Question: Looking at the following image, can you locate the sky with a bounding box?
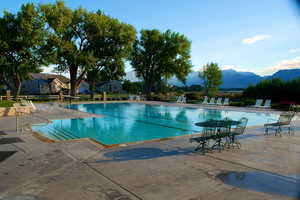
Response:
[1,0,300,76]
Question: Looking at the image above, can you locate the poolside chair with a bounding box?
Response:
[264,111,295,136]
[190,127,216,155]
[208,97,215,105]
[216,97,222,105]
[202,96,208,104]
[262,99,271,108]
[176,96,182,103]
[129,95,134,101]
[182,96,186,103]
[136,95,141,101]
[228,117,248,148]
[223,98,229,106]
[253,99,263,108]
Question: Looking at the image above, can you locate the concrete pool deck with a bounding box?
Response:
[0,101,299,200]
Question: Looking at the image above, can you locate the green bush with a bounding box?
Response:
[185,92,202,100]
[0,100,15,107]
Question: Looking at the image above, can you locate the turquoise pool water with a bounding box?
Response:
[32,103,278,145]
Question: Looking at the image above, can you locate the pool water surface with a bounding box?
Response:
[32,103,278,145]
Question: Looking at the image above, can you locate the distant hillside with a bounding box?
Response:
[266,69,300,81]
[124,68,300,89]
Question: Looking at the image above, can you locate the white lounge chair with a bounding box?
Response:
[176,96,182,103]
[223,98,229,106]
[254,99,263,108]
[216,97,222,105]
[202,96,208,104]
[182,96,186,103]
[263,99,271,108]
[208,97,215,105]
[129,95,134,101]
[136,95,141,101]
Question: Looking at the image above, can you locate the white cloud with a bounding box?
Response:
[257,56,300,75]
[289,48,300,53]
[242,34,270,44]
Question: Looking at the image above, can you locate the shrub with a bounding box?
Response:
[185,92,202,101]
[0,100,15,107]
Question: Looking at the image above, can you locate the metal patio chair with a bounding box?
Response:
[264,112,295,136]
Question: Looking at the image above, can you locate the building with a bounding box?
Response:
[21,73,70,94]
[95,80,123,93]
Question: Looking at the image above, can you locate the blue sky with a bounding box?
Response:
[1,0,300,75]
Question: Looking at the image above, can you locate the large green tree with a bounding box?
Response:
[84,11,136,97]
[199,62,222,95]
[130,29,192,97]
[0,3,49,98]
[41,2,135,96]
[40,1,95,96]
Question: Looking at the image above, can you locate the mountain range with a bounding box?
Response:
[125,68,300,89]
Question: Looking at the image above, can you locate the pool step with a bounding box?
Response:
[42,126,78,141]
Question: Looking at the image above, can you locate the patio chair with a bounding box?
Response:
[253,99,263,108]
[190,127,216,155]
[262,99,271,108]
[223,98,229,106]
[228,117,248,148]
[216,97,222,105]
[208,97,215,105]
[202,96,208,104]
[264,112,295,136]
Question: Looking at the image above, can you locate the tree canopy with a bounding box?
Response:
[0,3,49,98]
[199,62,222,95]
[41,1,136,96]
[130,29,192,97]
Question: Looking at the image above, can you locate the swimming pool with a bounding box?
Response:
[32,103,278,145]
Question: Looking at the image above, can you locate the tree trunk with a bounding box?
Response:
[90,80,95,99]
[69,65,78,96]
[13,74,22,100]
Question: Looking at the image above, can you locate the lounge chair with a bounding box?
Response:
[208,97,215,105]
[253,99,263,108]
[216,97,222,105]
[264,112,295,136]
[228,117,248,148]
[202,96,208,104]
[182,96,186,103]
[176,96,182,103]
[262,99,271,108]
[129,95,134,101]
[223,98,229,106]
[136,96,141,101]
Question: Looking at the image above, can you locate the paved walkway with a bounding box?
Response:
[0,102,299,200]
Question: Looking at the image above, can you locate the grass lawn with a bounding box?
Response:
[0,100,15,107]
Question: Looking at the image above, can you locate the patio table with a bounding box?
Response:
[195,119,240,151]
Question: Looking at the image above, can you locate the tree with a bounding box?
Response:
[40,1,95,96]
[0,3,49,98]
[41,2,135,96]
[122,80,142,94]
[84,10,136,98]
[130,29,192,97]
[199,62,222,95]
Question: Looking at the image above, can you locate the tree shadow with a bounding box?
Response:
[93,147,195,163]
[0,131,7,136]
[0,137,24,145]
[0,151,17,162]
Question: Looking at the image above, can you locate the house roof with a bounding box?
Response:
[30,73,70,83]
[96,80,121,87]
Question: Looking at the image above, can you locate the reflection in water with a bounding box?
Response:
[33,103,279,145]
[218,171,300,199]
